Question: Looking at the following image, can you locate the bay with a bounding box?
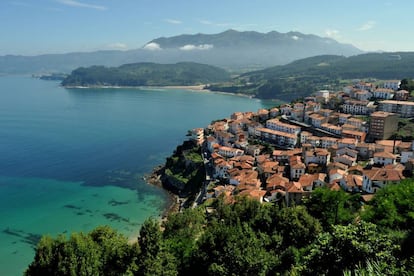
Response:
[0,76,274,275]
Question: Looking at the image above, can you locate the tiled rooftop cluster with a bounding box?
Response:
[191,79,414,205]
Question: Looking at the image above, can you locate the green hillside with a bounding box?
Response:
[61,62,230,87]
[208,52,414,100]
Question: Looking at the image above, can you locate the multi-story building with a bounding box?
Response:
[338,113,352,124]
[379,100,414,118]
[190,128,205,145]
[289,156,306,180]
[308,113,328,127]
[372,88,394,99]
[369,111,399,140]
[300,131,312,144]
[255,127,298,147]
[320,137,338,149]
[354,90,372,101]
[342,100,374,115]
[320,123,342,135]
[266,119,301,135]
[304,148,331,166]
[395,90,409,101]
[382,80,401,91]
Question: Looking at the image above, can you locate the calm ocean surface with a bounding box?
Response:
[0,76,274,275]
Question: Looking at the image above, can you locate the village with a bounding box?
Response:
[190,79,414,206]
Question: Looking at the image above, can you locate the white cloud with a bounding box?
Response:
[56,0,107,11]
[291,35,300,40]
[199,20,213,25]
[164,18,182,24]
[358,20,376,31]
[199,19,232,27]
[107,43,128,50]
[179,44,214,51]
[143,42,162,51]
[325,29,340,38]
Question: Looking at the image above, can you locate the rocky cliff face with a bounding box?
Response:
[161,140,205,196]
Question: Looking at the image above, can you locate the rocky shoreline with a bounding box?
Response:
[144,165,181,220]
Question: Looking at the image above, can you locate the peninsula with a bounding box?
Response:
[61,62,230,87]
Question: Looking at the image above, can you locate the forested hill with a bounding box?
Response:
[61,62,230,87]
[208,52,414,100]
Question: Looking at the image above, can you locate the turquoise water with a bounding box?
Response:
[0,76,272,275]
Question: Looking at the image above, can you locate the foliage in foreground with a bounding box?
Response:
[26,180,414,275]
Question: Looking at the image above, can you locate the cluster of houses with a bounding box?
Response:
[190,80,414,205]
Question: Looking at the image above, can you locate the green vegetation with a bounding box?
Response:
[362,179,414,230]
[26,179,414,275]
[396,118,414,141]
[304,187,361,229]
[25,226,139,275]
[162,141,205,196]
[209,52,414,100]
[61,62,230,87]
[400,78,414,94]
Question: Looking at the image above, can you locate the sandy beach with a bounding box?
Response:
[160,84,207,91]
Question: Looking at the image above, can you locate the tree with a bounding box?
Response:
[163,208,205,274]
[137,218,178,276]
[362,179,414,230]
[89,226,138,275]
[192,221,278,276]
[302,221,399,275]
[273,205,322,249]
[304,187,360,229]
[26,233,101,276]
[26,226,139,276]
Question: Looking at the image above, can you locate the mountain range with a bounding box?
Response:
[0,30,362,74]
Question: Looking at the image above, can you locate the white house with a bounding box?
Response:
[300,131,312,144]
[213,159,233,179]
[362,167,404,193]
[329,168,346,183]
[333,154,356,167]
[340,174,363,192]
[382,80,401,91]
[320,123,342,136]
[290,156,306,180]
[218,146,244,158]
[308,113,327,128]
[372,88,395,100]
[373,151,396,166]
[320,137,338,149]
[304,148,331,166]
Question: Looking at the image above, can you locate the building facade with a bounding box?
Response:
[369,111,399,140]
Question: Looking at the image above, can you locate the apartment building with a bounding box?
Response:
[379,100,414,118]
[369,111,399,140]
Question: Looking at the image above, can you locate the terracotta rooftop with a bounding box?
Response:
[374,151,396,159]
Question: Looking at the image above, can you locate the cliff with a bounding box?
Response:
[160,140,205,197]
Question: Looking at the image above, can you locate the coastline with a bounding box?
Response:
[128,165,180,244]
[62,84,207,91]
[144,165,181,217]
[62,84,258,99]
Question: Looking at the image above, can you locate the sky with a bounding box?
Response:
[1,0,413,55]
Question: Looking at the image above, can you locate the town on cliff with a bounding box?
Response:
[154,79,414,210]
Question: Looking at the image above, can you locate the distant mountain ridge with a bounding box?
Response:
[150,29,355,50]
[0,29,362,74]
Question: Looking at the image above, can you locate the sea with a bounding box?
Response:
[0,75,276,275]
